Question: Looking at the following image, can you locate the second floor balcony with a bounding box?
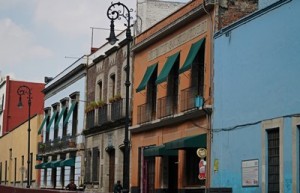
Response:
[137,87,204,125]
[38,134,77,155]
[85,98,127,131]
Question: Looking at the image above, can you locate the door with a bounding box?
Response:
[142,157,155,193]
[168,156,178,193]
[109,150,115,192]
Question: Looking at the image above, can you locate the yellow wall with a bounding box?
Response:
[0,114,43,186]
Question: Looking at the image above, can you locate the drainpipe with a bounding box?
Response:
[202,0,215,189]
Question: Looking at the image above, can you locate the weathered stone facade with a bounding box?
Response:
[84,34,132,193]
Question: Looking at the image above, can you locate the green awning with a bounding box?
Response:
[136,63,157,92]
[165,134,207,150]
[63,102,77,127]
[35,162,46,169]
[44,161,53,169]
[46,111,58,132]
[155,52,180,84]
[38,114,49,135]
[144,145,178,157]
[60,158,75,167]
[51,160,63,168]
[54,107,67,129]
[179,38,205,74]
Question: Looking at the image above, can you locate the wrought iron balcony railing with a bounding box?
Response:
[157,95,177,119]
[137,103,153,125]
[37,135,77,155]
[85,99,128,129]
[180,87,202,112]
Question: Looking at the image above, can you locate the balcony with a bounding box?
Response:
[37,135,77,155]
[137,103,154,124]
[86,99,127,129]
[157,95,177,119]
[180,87,203,112]
[136,87,204,126]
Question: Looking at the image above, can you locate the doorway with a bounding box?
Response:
[108,150,115,192]
[168,156,178,193]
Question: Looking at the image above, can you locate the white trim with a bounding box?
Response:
[261,117,284,193]
[292,117,300,193]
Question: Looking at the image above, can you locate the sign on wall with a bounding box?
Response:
[242,159,259,187]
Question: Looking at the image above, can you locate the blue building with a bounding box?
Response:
[36,56,87,189]
[211,0,300,193]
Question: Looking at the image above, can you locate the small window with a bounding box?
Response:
[98,81,103,101]
[267,128,279,193]
[110,74,116,98]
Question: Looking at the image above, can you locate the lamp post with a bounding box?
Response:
[107,2,133,193]
[17,85,32,188]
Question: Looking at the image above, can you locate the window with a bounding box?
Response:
[92,147,100,182]
[60,154,66,187]
[85,150,92,183]
[45,109,51,142]
[166,54,179,115]
[146,66,157,120]
[191,40,205,97]
[63,102,68,137]
[98,81,103,101]
[69,92,79,137]
[71,101,78,136]
[110,74,116,98]
[53,105,59,139]
[22,156,24,186]
[267,128,279,193]
[43,157,48,185]
[5,161,7,184]
[14,158,17,184]
[0,162,2,184]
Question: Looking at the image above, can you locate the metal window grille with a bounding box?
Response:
[267,128,279,193]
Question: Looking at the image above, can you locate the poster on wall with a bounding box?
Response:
[242,159,259,187]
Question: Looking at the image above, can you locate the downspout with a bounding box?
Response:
[203,0,215,189]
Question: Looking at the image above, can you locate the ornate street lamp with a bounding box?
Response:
[107,2,133,193]
[17,85,32,188]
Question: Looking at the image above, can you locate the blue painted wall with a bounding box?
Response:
[211,0,300,192]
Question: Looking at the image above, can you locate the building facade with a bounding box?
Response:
[211,0,300,193]
[0,114,43,188]
[36,56,87,189]
[131,1,214,193]
[136,0,185,34]
[83,30,132,193]
[0,76,44,136]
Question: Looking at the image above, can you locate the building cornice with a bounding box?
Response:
[132,2,214,53]
[43,63,86,94]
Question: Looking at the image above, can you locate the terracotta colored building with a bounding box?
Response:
[0,76,45,136]
[131,1,214,193]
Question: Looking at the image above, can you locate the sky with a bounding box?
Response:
[0,0,188,83]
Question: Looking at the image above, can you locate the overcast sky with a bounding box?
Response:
[0,0,189,83]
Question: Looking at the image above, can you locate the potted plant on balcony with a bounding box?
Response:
[96,100,106,108]
[39,143,46,153]
[109,94,122,103]
[68,139,76,148]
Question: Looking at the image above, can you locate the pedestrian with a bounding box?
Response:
[114,180,123,193]
[66,179,77,191]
